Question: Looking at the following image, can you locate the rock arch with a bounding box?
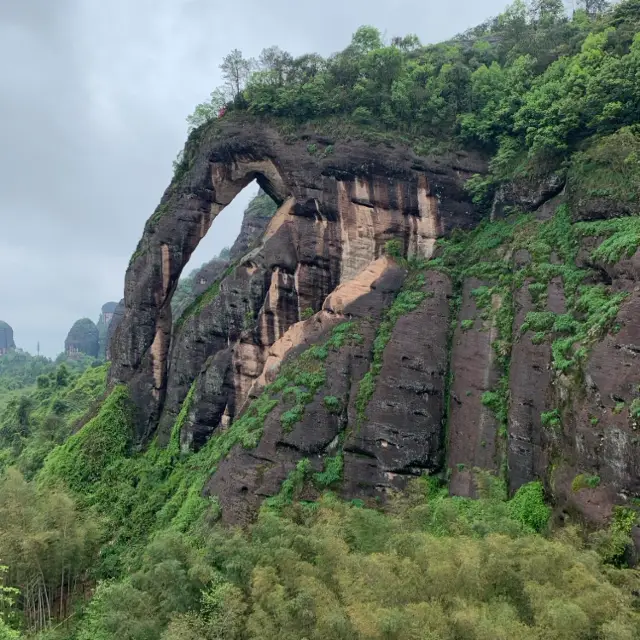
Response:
[109,115,485,440]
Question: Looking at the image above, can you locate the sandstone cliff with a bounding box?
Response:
[110,115,483,440]
[108,113,639,535]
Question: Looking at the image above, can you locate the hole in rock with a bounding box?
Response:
[171,180,278,322]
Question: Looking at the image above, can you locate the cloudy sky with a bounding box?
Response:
[0,0,510,358]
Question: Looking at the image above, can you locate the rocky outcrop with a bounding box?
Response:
[97,302,119,360]
[190,259,228,298]
[552,248,640,524]
[343,270,452,498]
[493,173,565,218]
[506,281,554,491]
[204,256,408,524]
[171,190,277,324]
[448,279,502,497]
[106,112,639,534]
[65,318,99,359]
[0,321,15,356]
[109,113,485,440]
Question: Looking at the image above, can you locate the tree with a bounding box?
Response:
[220,49,254,99]
[578,0,610,16]
[497,0,529,56]
[258,46,294,85]
[55,364,69,388]
[186,88,227,133]
[391,34,421,52]
[350,26,384,55]
[0,564,19,637]
[0,470,101,633]
[528,0,566,24]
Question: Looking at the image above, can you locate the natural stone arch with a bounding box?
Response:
[110,160,290,438]
[109,115,485,440]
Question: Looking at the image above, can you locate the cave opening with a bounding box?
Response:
[171,179,278,323]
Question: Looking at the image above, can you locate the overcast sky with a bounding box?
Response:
[0,0,511,358]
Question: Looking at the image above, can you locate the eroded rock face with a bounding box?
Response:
[109,114,484,439]
[343,270,452,497]
[109,113,639,533]
[507,281,555,492]
[106,299,125,361]
[552,249,640,524]
[494,173,565,216]
[204,257,408,524]
[448,279,502,498]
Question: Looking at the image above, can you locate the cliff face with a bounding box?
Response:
[97,302,119,360]
[105,299,125,362]
[109,114,639,532]
[110,115,484,440]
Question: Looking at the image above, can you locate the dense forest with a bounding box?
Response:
[1,1,640,638]
[188,0,640,218]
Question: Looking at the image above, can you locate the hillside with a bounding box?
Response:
[1,2,640,639]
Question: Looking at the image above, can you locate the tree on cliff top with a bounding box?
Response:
[181,0,640,212]
[221,49,254,99]
[186,49,254,133]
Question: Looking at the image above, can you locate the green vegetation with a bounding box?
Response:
[0,468,101,636]
[506,480,551,533]
[567,127,640,218]
[0,362,107,479]
[0,352,55,406]
[27,322,361,581]
[277,322,361,433]
[384,239,403,259]
[541,409,562,430]
[243,189,279,219]
[171,255,228,321]
[40,385,134,495]
[263,459,311,511]
[188,1,640,206]
[171,190,277,323]
[323,395,341,414]
[0,564,20,640]
[593,506,640,567]
[576,212,640,263]
[53,478,640,638]
[313,453,344,488]
[435,202,633,385]
[572,473,602,491]
[174,263,236,332]
[2,3,640,637]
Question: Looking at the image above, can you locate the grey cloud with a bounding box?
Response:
[0,0,510,357]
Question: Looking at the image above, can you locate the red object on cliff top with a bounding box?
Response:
[218,106,227,118]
